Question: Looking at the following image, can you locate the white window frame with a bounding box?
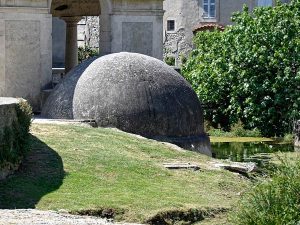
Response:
[257,0,273,7]
[203,0,216,18]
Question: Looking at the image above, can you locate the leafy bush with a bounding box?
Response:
[78,46,99,63]
[230,158,300,225]
[208,120,262,137]
[180,54,187,65]
[230,120,261,137]
[208,128,235,137]
[182,1,300,137]
[164,56,176,66]
[0,100,33,168]
[283,133,294,143]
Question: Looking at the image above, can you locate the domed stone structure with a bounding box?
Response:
[42,52,211,156]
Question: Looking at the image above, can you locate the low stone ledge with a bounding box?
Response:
[0,98,19,128]
[0,97,32,180]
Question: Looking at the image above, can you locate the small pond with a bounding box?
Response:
[212,142,294,162]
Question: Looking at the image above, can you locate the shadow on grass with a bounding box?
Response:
[0,135,65,208]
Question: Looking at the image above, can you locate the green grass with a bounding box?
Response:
[229,157,300,225]
[210,136,274,143]
[210,136,293,144]
[0,124,250,223]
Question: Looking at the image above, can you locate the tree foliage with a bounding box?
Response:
[182,0,300,136]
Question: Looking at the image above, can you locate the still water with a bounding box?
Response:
[212,142,294,162]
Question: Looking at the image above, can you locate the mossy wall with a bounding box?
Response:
[0,98,32,180]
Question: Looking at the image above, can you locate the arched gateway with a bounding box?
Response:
[0,0,164,111]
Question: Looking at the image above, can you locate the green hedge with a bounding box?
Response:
[0,100,32,169]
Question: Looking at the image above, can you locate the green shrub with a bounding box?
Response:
[231,120,262,137]
[230,120,247,137]
[0,100,33,168]
[164,56,175,66]
[208,128,235,137]
[182,1,300,137]
[208,121,261,137]
[230,158,300,225]
[283,133,294,143]
[180,54,187,65]
[78,46,99,63]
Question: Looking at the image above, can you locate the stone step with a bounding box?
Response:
[52,67,65,85]
[39,68,65,111]
[41,89,53,110]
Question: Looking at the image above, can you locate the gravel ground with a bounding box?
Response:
[0,209,143,225]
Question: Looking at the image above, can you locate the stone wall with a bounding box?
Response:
[0,98,19,180]
[78,16,100,49]
[0,98,32,180]
[0,8,52,112]
[163,28,193,66]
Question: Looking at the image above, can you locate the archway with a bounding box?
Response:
[50,0,112,73]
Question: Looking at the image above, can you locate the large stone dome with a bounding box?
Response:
[42,52,211,155]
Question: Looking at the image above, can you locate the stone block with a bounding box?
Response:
[0,97,21,180]
[122,22,153,56]
[77,24,85,41]
[5,20,41,110]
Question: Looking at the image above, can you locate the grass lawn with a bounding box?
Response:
[0,123,250,224]
[210,136,274,143]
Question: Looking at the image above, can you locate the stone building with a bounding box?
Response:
[0,0,164,111]
[163,0,290,65]
[52,16,100,68]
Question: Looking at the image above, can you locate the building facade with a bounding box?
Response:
[0,0,164,111]
[163,0,290,65]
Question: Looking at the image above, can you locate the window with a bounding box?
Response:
[258,0,273,6]
[203,0,216,18]
[167,20,175,32]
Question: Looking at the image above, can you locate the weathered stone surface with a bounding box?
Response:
[213,162,258,174]
[1,14,52,112]
[0,97,21,180]
[0,97,19,105]
[42,52,211,155]
[42,57,96,119]
[77,16,100,49]
[122,22,153,56]
[0,97,19,129]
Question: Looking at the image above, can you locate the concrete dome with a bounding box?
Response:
[42,52,211,155]
[42,57,97,119]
